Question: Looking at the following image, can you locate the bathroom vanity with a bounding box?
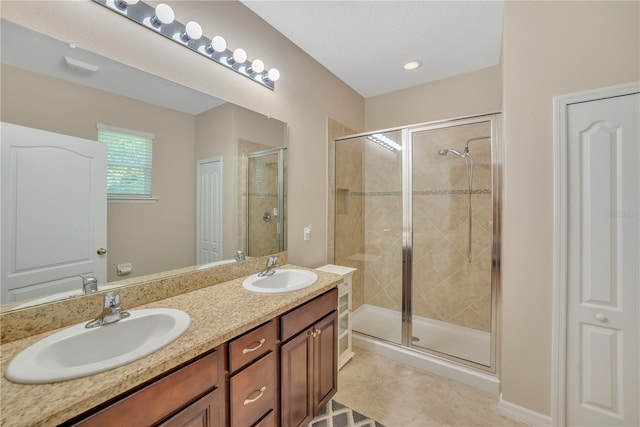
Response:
[0,263,342,427]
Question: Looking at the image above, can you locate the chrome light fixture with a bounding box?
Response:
[92,0,280,90]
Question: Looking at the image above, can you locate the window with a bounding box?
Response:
[97,124,155,200]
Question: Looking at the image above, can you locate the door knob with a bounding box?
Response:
[594,313,608,322]
[97,248,107,255]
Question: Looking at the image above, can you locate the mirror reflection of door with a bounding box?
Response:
[245,148,286,257]
[0,122,107,303]
[196,157,222,264]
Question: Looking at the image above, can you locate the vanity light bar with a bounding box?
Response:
[92,0,280,90]
[367,134,402,152]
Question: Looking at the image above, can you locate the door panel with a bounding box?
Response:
[579,324,620,414]
[280,330,313,427]
[313,311,338,413]
[196,158,222,264]
[1,122,107,303]
[566,93,639,426]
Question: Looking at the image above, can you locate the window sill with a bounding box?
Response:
[108,197,159,204]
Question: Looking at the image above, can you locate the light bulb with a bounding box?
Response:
[208,36,227,53]
[151,3,174,27]
[182,21,202,42]
[233,48,247,64]
[267,68,280,82]
[114,0,138,10]
[249,59,265,74]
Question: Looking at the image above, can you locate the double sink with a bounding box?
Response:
[5,268,318,384]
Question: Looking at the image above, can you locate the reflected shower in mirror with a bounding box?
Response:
[0,20,287,311]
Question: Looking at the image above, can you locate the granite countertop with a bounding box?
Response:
[0,265,342,427]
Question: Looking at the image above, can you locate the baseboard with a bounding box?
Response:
[498,395,553,426]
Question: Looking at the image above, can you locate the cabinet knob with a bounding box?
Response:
[97,248,107,255]
[595,313,608,322]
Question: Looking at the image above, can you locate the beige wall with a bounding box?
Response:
[1,64,196,282]
[1,0,364,270]
[365,65,502,131]
[501,0,639,416]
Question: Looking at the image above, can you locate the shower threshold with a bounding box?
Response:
[352,304,490,366]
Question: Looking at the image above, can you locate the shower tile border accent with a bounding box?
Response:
[351,189,491,196]
[248,192,278,198]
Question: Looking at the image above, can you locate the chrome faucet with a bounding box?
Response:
[85,292,130,328]
[235,250,246,262]
[257,256,279,277]
[81,275,98,294]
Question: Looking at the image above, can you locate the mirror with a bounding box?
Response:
[0,20,288,311]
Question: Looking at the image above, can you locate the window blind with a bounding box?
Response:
[97,124,154,198]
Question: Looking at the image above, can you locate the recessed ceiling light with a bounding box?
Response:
[403,60,423,71]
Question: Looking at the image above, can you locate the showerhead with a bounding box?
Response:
[438,148,465,158]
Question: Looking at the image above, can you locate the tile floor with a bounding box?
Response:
[333,349,528,427]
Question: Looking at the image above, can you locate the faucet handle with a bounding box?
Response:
[267,256,279,267]
[104,292,121,309]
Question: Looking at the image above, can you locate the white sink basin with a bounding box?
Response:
[5,308,190,384]
[242,269,318,294]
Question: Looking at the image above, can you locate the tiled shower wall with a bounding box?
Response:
[332,121,493,333]
[239,139,280,257]
[410,123,492,332]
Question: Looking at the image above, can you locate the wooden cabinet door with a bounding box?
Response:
[159,389,224,427]
[280,328,313,427]
[312,311,338,414]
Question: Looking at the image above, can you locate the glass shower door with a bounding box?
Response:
[245,148,285,257]
[409,120,494,367]
[334,131,403,345]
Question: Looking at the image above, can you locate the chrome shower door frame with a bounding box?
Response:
[332,112,501,374]
[404,113,501,374]
[245,147,287,256]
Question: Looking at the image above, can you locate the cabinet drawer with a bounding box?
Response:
[158,388,224,427]
[254,410,276,427]
[229,320,276,373]
[71,348,223,427]
[230,352,276,426]
[281,289,338,342]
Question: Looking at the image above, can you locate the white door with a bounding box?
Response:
[1,122,107,303]
[196,158,222,264]
[566,93,639,426]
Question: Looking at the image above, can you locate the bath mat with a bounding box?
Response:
[309,400,385,427]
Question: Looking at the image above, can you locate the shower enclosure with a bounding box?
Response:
[332,114,500,372]
[242,147,287,257]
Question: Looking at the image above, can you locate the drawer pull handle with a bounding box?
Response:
[242,338,266,354]
[244,386,267,405]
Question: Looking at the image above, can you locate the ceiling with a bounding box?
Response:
[2,1,504,113]
[242,0,504,98]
